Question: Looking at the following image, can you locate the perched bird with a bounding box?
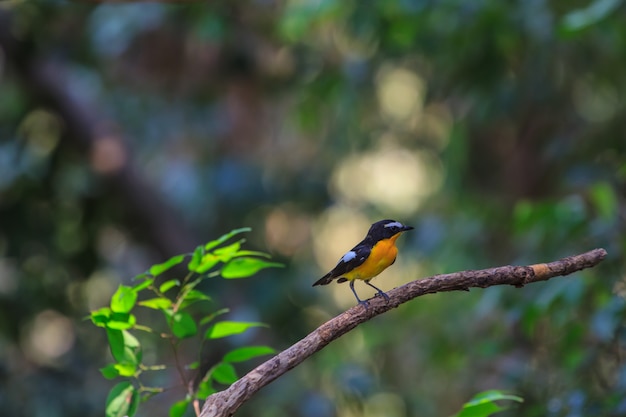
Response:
[313,219,414,307]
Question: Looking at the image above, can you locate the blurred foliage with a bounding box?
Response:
[0,1,625,417]
[91,229,279,417]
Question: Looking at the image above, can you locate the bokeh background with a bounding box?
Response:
[0,1,625,416]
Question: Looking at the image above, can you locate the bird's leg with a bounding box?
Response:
[349,280,369,309]
[364,280,389,303]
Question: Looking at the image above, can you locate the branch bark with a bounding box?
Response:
[200,248,607,417]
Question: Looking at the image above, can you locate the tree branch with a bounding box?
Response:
[200,248,607,417]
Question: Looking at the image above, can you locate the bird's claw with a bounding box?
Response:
[376,291,390,303]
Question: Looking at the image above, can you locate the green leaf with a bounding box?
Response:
[205,321,267,339]
[231,250,272,258]
[132,278,154,292]
[91,307,112,328]
[187,361,200,370]
[199,308,230,326]
[132,272,149,281]
[214,240,242,258]
[105,381,140,417]
[194,253,220,274]
[106,329,142,365]
[453,390,523,417]
[139,297,173,310]
[211,362,238,385]
[187,245,204,271]
[560,0,621,32]
[106,312,136,330]
[179,290,212,309]
[590,181,617,220]
[114,362,138,377]
[169,399,190,417]
[165,310,198,339]
[221,257,283,279]
[196,379,216,399]
[223,346,276,363]
[150,254,185,276]
[110,285,138,313]
[100,364,120,379]
[159,279,181,293]
[204,227,251,251]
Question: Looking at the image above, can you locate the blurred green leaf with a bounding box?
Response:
[165,310,198,339]
[223,345,276,363]
[106,329,142,365]
[221,257,283,279]
[110,285,138,313]
[149,254,185,276]
[91,307,112,328]
[560,0,622,32]
[589,181,617,220]
[211,362,238,385]
[205,321,267,339]
[105,381,140,417]
[231,250,272,258]
[99,362,137,379]
[169,399,190,417]
[159,279,180,293]
[188,245,204,271]
[196,379,216,399]
[132,278,154,292]
[114,362,137,377]
[100,364,120,380]
[199,308,230,326]
[204,227,251,251]
[453,390,523,417]
[213,240,243,260]
[139,297,173,310]
[106,312,136,330]
[132,272,149,281]
[179,289,212,309]
[194,253,220,274]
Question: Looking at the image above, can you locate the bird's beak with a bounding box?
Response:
[402,225,414,231]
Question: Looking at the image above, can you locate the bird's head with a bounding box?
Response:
[368,219,414,240]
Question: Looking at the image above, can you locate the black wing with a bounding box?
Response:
[312,242,371,286]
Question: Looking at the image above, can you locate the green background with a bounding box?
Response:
[0,1,624,416]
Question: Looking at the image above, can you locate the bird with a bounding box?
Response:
[313,219,414,307]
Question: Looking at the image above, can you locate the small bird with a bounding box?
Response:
[313,219,414,307]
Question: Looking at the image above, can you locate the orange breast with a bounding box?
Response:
[342,235,400,281]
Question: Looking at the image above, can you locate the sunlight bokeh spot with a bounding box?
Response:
[265,206,311,256]
[18,109,63,158]
[376,66,425,124]
[331,146,443,215]
[90,135,128,174]
[23,310,75,364]
[419,103,453,150]
[84,269,118,311]
[573,78,619,123]
[365,392,406,417]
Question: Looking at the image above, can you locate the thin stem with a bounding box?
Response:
[170,338,192,396]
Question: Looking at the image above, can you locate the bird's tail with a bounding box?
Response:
[312,272,333,286]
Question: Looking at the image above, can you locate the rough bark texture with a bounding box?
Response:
[200,248,607,417]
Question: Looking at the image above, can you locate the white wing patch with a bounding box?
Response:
[384,221,403,229]
[341,251,357,263]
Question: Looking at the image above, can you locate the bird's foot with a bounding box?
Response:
[375,291,390,303]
